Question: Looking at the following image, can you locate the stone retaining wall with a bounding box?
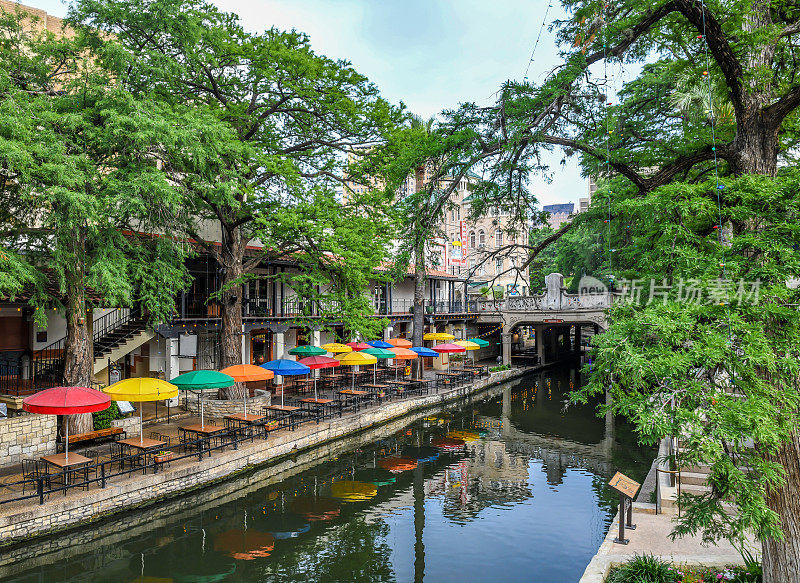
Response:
[184,394,271,418]
[0,413,57,466]
[0,368,526,545]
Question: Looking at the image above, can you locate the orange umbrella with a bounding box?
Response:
[220,365,274,382]
[431,436,466,451]
[388,347,418,381]
[214,530,275,560]
[219,365,274,416]
[291,496,341,521]
[387,338,412,348]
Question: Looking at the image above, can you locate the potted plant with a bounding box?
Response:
[154,450,174,463]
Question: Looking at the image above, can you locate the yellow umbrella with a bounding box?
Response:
[455,340,480,365]
[424,332,455,341]
[322,342,353,354]
[103,378,178,444]
[336,352,378,390]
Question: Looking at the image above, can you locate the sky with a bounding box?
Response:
[33,0,588,207]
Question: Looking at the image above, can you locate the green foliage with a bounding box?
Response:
[607,555,678,583]
[489,364,511,373]
[92,401,122,430]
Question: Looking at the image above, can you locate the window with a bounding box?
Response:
[478,230,485,246]
[495,258,503,273]
[469,231,476,248]
[495,230,503,247]
[508,232,515,245]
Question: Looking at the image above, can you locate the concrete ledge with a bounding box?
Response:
[0,367,529,545]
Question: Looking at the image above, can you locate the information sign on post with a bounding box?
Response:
[609,471,641,544]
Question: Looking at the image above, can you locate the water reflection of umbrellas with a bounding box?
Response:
[378,456,418,473]
[353,468,397,486]
[402,446,440,463]
[214,529,275,560]
[330,480,377,502]
[256,512,311,540]
[431,436,466,451]
[447,430,481,442]
[291,496,341,521]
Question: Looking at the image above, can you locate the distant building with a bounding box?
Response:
[579,178,596,213]
[542,202,574,230]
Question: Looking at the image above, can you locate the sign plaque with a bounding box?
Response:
[608,472,640,544]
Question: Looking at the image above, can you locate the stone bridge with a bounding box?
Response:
[473,273,618,365]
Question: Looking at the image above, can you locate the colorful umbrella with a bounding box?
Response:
[171,370,235,427]
[220,365,274,382]
[386,338,412,348]
[410,346,439,357]
[336,351,378,390]
[261,360,311,407]
[423,332,455,341]
[362,347,395,383]
[218,365,273,420]
[297,355,339,400]
[402,446,440,462]
[23,386,110,462]
[366,340,393,349]
[322,342,352,354]
[345,342,372,351]
[103,378,178,445]
[288,345,326,357]
[447,430,481,442]
[432,343,467,373]
[257,513,311,540]
[431,436,466,451]
[467,338,490,347]
[455,340,481,365]
[330,480,377,502]
[387,346,418,380]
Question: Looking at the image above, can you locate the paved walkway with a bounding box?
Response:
[580,510,759,582]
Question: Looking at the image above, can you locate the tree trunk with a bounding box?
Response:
[62,242,93,435]
[731,111,780,177]
[219,225,246,400]
[412,240,426,378]
[762,433,800,582]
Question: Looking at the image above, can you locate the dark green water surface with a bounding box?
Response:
[1,366,654,583]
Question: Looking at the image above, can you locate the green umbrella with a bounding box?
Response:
[171,370,234,427]
[467,338,490,347]
[362,347,395,384]
[289,345,326,357]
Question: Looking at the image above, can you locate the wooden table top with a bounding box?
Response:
[41,452,91,468]
[118,437,166,450]
[266,404,301,412]
[437,372,461,377]
[180,424,225,435]
[225,413,266,422]
[407,378,429,383]
[299,398,333,404]
[339,390,368,396]
[361,383,389,389]
[390,380,412,385]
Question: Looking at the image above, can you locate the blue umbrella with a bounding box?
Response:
[366,340,393,349]
[261,359,312,406]
[410,346,439,357]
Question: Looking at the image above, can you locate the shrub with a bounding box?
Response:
[489,364,511,372]
[607,555,677,583]
[93,401,122,430]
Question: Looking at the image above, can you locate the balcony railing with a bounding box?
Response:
[174,293,476,321]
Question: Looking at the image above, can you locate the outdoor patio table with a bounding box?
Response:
[41,452,92,488]
[360,383,389,404]
[337,389,372,411]
[387,380,412,397]
[297,398,340,422]
[407,378,431,395]
[224,413,266,439]
[264,405,303,430]
[118,437,168,472]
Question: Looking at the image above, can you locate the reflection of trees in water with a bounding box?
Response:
[248,516,395,583]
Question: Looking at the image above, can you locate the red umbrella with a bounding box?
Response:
[23,386,110,462]
[345,342,371,351]
[432,343,467,373]
[298,355,340,400]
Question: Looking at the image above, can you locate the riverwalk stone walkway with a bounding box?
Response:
[0,366,527,545]
[579,509,759,582]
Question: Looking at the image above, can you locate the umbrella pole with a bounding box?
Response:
[140,402,143,445]
[373,363,377,385]
[314,376,318,401]
[201,395,205,429]
[65,419,69,463]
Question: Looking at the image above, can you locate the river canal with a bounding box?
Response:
[1,365,654,583]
